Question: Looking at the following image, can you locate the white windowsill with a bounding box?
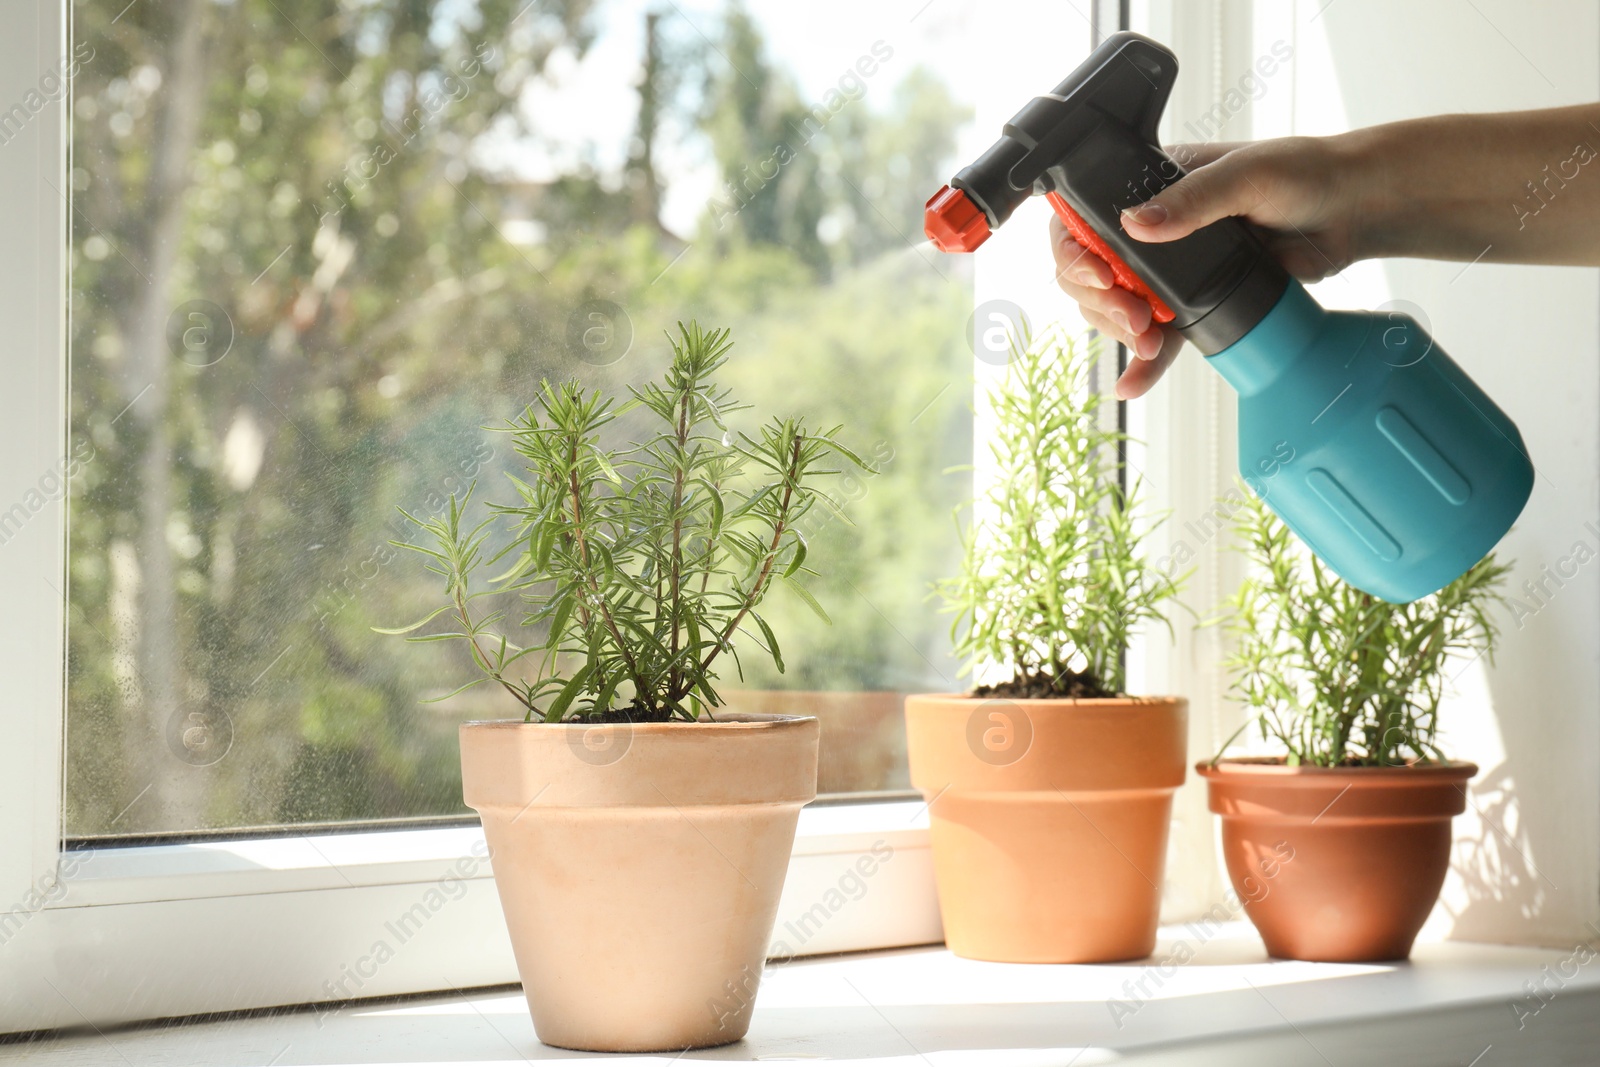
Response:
[11,927,1598,1066]
[3,801,940,1033]
[51,799,931,907]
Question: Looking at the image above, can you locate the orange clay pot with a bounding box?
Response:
[1198,758,1477,962]
[904,694,1187,963]
[460,714,818,1053]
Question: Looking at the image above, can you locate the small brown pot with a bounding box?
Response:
[460,714,819,1053]
[904,694,1187,963]
[1198,758,1477,962]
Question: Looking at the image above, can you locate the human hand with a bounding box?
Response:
[1051,135,1369,398]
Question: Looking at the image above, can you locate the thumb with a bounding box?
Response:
[1120,154,1265,243]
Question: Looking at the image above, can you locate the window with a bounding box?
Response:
[0,0,1163,1034]
[61,0,1009,838]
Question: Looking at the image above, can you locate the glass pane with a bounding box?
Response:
[65,0,1079,836]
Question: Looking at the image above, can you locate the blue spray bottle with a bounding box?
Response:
[925,31,1532,603]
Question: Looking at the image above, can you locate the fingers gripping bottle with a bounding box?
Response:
[925,31,1532,603]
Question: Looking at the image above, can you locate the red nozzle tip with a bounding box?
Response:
[924,185,990,253]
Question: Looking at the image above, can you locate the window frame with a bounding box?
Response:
[0,0,1232,1034]
[0,0,73,992]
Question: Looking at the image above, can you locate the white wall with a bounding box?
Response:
[1264,0,1600,947]
[1142,0,1600,945]
[976,0,1600,947]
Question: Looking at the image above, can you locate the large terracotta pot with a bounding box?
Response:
[460,714,819,1053]
[1198,758,1478,962]
[904,694,1187,963]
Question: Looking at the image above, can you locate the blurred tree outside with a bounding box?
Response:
[66,0,972,835]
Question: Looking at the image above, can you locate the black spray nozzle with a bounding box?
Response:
[931,32,1288,355]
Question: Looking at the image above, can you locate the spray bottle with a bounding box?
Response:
[925,31,1532,603]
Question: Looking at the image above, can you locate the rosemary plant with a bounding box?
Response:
[1223,488,1510,766]
[937,326,1182,698]
[381,322,856,722]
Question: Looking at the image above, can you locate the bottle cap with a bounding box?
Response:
[924,186,991,253]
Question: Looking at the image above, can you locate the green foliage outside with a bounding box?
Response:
[1223,490,1510,767]
[66,0,972,834]
[937,328,1181,697]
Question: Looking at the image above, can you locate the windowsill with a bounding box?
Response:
[4,800,939,1034]
[53,799,930,907]
[15,926,1598,1065]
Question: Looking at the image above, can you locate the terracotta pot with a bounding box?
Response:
[460,713,819,1053]
[904,694,1187,963]
[1198,758,1478,962]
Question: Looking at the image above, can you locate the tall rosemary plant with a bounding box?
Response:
[1224,489,1510,766]
[937,326,1182,697]
[381,322,856,722]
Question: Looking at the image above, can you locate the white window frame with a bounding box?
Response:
[0,0,1229,1033]
[1126,0,1264,922]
